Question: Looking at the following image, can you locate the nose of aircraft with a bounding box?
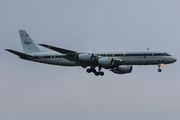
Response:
[172,57,177,63]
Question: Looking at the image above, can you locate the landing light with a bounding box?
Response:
[160,63,165,67]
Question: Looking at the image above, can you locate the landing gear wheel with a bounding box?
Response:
[86,69,91,73]
[94,72,100,76]
[99,72,104,76]
[91,69,96,73]
[158,69,162,72]
[86,67,105,76]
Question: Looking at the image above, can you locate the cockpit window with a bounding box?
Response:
[164,52,171,56]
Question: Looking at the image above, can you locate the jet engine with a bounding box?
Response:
[78,53,94,61]
[112,65,132,74]
[98,57,114,66]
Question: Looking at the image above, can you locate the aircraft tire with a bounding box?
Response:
[158,69,162,72]
[94,72,99,76]
[86,69,91,73]
[91,69,96,73]
[99,72,104,76]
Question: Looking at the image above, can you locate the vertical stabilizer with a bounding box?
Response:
[19,30,41,53]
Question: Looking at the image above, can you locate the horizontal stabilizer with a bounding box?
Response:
[5,49,33,58]
[38,44,76,54]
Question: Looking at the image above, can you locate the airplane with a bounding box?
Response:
[5,30,177,76]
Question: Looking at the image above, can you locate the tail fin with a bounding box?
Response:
[19,30,42,53]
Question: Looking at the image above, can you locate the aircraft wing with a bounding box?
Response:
[38,44,124,68]
[38,44,77,54]
[38,44,90,68]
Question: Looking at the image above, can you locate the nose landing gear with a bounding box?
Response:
[158,64,163,72]
[158,68,162,72]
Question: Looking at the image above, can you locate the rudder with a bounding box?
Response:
[19,30,42,53]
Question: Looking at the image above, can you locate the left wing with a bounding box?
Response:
[38,44,77,54]
[38,44,91,68]
[38,44,123,68]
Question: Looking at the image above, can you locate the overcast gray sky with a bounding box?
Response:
[1,0,180,120]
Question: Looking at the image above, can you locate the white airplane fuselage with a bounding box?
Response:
[28,50,176,66]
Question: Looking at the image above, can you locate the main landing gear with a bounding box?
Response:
[86,67,104,76]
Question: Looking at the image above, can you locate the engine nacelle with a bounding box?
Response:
[98,57,114,66]
[78,53,94,61]
[112,65,132,74]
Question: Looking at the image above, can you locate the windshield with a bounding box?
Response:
[164,52,171,56]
